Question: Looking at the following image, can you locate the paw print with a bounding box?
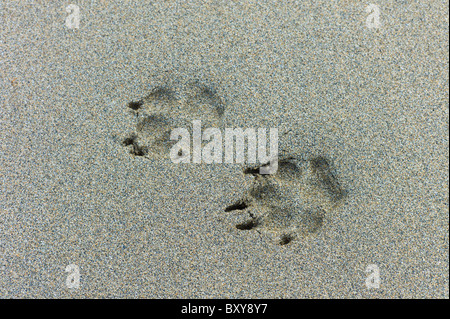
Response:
[225,155,346,245]
[121,79,224,159]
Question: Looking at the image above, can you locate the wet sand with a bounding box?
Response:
[0,0,448,298]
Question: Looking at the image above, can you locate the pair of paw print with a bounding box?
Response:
[118,79,346,245]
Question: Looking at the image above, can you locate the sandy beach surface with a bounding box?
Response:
[1,0,448,298]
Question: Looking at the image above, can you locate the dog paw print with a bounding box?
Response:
[225,155,346,245]
[121,80,224,159]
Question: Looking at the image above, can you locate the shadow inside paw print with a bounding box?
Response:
[225,155,346,245]
[120,80,224,159]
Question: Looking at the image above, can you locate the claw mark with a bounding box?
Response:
[225,201,249,212]
[236,218,259,230]
[279,233,294,245]
[127,100,143,111]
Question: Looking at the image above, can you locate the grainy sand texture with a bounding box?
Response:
[1,0,448,298]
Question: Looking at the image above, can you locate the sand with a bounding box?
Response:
[0,0,448,298]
